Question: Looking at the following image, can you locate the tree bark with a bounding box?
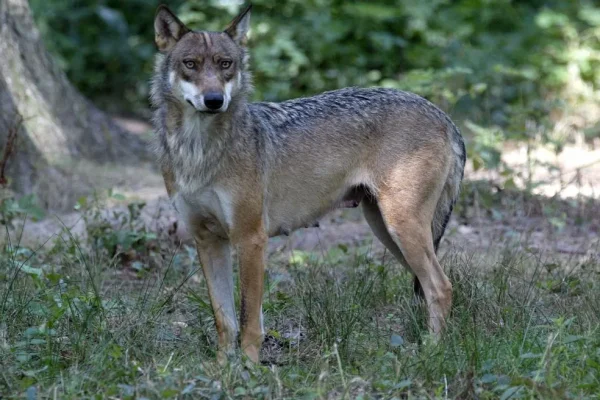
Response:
[0,0,149,210]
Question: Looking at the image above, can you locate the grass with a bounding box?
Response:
[1,201,600,399]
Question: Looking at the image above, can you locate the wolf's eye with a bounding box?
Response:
[220,60,232,69]
[183,60,196,69]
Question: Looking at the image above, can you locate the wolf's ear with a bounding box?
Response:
[154,5,190,53]
[224,4,251,45]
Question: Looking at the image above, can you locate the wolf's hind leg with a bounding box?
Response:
[376,190,452,336]
[362,198,426,299]
[362,198,408,266]
[370,149,453,335]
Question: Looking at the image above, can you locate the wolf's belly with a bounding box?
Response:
[265,181,367,237]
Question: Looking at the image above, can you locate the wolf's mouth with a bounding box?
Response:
[186,100,223,114]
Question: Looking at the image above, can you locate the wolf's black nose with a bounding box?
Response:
[204,92,224,110]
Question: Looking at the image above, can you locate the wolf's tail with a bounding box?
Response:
[432,120,466,252]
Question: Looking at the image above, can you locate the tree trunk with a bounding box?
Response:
[0,0,150,210]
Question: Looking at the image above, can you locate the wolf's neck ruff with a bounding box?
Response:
[166,103,244,193]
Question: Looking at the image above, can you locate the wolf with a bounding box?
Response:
[151,4,466,363]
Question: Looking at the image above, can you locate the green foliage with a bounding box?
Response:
[30,0,185,112]
[0,194,44,227]
[78,191,157,259]
[31,1,600,117]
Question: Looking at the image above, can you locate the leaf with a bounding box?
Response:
[289,250,313,266]
[390,334,404,347]
[23,327,40,338]
[563,335,586,344]
[117,384,134,396]
[74,196,87,210]
[15,247,33,257]
[548,216,566,230]
[503,178,516,190]
[194,375,211,383]
[519,352,541,359]
[96,6,128,35]
[344,3,403,20]
[131,261,145,271]
[144,233,157,240]
[234,387,247,396]
[472,156,483,171]
[393,379,411,390]
[480,374,497,383]
[110,192,126,201]
[16,351,33,362]
[160,388,179,398]
[181,383,196,394]
[268,329,282,339]
[500,386,522,400]
[26,385,37,400]
[19,264,43,277]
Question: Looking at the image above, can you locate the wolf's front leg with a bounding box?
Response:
[195,235,238,364]
[236,229,267,363]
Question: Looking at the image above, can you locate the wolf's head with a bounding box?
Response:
[153,4,251,114]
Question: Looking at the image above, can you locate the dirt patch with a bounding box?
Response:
[6,188,598,271]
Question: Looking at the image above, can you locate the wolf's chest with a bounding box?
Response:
[172,185,234,239]
[165,113,224,192]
